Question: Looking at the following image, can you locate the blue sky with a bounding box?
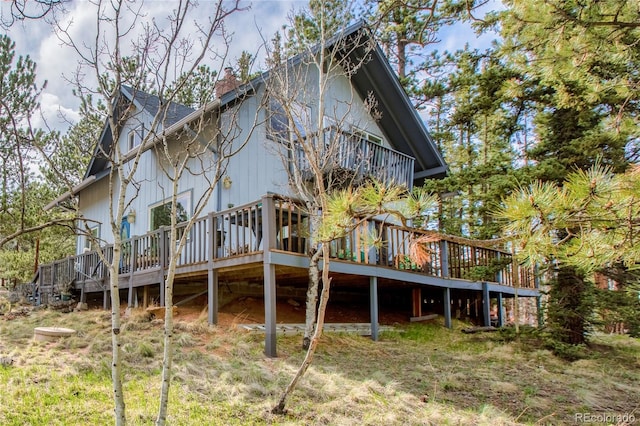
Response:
[1,0,498,132]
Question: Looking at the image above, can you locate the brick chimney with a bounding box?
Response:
[215,66,240,98]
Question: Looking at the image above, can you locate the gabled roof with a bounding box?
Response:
[336,23,448,180]
[83,86,195,180]
[121,86,195,128]
[236,21,447,182]
[46,23,445,211]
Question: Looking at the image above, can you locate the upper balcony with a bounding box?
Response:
[293,126,415,190]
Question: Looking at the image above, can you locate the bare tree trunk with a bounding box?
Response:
[109,246,126,425]
[303,248,322,349]
[156,260,176,425]
[511,245,520,335]
[273,243,332,414]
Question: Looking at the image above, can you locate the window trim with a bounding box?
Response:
[128,125,144,151]
[84,225,100,252]
[352,126,383,145]
[148,190,192,231]
[267,98,312,142]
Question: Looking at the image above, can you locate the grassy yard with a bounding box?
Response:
[1,307,639,425]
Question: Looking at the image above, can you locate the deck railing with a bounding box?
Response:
[327,221,536,289]
[294,126,415,189]
[36,195,536,295]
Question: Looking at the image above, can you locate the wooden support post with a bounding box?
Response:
[207,212,218,325]
[159,227,167,307]
[159,282,165,308]
[370,276,379,341]
[127,278,134,309]
[440,240,450,278]
[482,282,491,327]
[208,269,218,325]
[128,238,137,309]
[411,288,422,318]
[80,283,86,304]
[51,262,56,299]
[103,290,109,310]
[443,287,452,329]
[537,296,544,327]
[497,292,504,327]
[262,196,278,357]
[143,285,149,309]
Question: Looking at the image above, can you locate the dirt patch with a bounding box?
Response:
[173,294,411,327]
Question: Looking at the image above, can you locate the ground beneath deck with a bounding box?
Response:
[172,294,411,328]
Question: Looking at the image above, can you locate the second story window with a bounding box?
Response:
[353,127,383,145]
[128,125,143,151]
[268,99,311,141]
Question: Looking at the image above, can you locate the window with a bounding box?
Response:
[267,99,311,141]
[149,191,191,231]
[353,127,383,145]
[128,125,143,151]
[84,226,100,252]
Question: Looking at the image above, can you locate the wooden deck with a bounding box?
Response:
[36,194,540,356]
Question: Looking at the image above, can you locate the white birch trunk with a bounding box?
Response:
[273,242,332,414]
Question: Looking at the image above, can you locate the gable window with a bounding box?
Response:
[149,191,191,231]
[84,225,100,252]
[128,125,143,151]
[267,98,311,141]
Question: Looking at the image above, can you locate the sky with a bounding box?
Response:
[1,0,497,133]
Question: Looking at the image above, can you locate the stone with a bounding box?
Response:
[34,327,76,342]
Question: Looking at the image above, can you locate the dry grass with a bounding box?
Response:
[0,308,639,425]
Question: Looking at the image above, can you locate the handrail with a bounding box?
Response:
[294,126,415,189]
[36,195,536,295]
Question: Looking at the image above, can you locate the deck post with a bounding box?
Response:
[127,238,137,309]
[262,195,278,357]
[207,212,218,325]
[534,265,544,327]
[443,287,452,328]
[482,282,491,326]
[159,282,165,308]
[536,296,544,327]
[440,240,449,277]
[103,289,109,310]
[497,292,504,327]
[143,285,149,309]
[159,227,167,307]
[370,276,379,341]
[411,288,422,317]
[51,261,56,300]
[208,269,218,325]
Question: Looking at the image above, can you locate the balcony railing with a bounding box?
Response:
[293,126,415,189]
[36,195,536,299]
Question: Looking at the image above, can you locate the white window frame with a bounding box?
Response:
[267,98,311,141]
[352,126,383,145]
[149,190,192,231]
[128,125,144,151]
[84,225,100,252]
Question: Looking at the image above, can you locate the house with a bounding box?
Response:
[39,22,539,356]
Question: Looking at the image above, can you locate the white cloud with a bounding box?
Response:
[2,0,498,137]
[34,92,81,132]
